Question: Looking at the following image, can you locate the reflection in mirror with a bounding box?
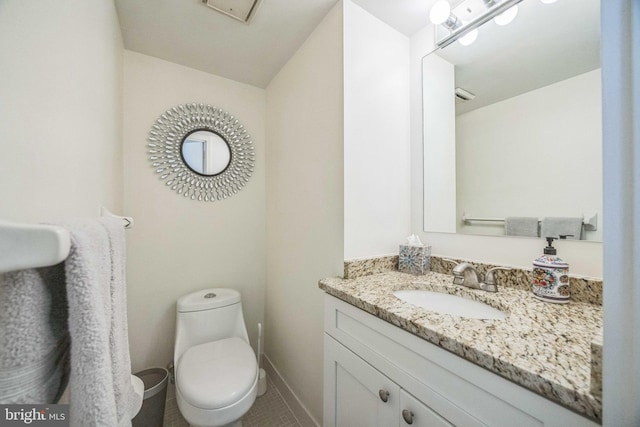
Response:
[181,130,231,176]
[423,0,602,242]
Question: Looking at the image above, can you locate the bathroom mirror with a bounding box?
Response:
[148,103,254,202]
[181,130,231,176]
[422,0,602,241]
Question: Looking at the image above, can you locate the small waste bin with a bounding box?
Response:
[132,368,168,427]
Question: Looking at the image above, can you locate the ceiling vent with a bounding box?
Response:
[455,87,476,102]
[201,0,263,23]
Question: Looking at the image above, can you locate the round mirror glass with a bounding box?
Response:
[181,130,231,176]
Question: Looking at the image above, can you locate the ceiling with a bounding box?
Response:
[115,0,600,103]
[115,0,340,88]
[350,0,438,36]
[114,0,443,88]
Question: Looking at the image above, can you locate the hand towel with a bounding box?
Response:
[62,217,135,427]
[0,266,70,403]
[504,217,539,237]
[541,217,584,240]
[101,218,141,425]
[0,217,136,426]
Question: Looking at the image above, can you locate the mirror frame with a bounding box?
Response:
[148,103,255,201]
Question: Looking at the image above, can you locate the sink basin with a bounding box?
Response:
[393,290,507,320]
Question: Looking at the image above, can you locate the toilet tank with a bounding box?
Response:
[174,288,250,364]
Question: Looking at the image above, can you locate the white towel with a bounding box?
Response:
[0,267,70,403]
[0,217,137,425]
[540,217,583,240]
[504,217,539,237]
[62,217,136,427]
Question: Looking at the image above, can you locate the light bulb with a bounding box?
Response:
[430,1,451,25]
[458,28,478,46]
[494,5,518,26]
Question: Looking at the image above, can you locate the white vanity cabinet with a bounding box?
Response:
[326,334,453,427]
[323,294,600,427]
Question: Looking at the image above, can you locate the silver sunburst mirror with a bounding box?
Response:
[148,103,255,201]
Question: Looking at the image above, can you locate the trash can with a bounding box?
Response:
[132,368,168,427]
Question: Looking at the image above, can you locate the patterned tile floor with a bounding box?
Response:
[163,374,301,427]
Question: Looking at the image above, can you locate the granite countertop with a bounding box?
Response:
[319,270,603,421]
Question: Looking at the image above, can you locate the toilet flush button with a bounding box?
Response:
[204,293,217,299]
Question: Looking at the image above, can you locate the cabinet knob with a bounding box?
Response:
[378,389,390,402]
[402,409,414,425]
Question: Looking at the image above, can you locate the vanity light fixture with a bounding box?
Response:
[494,5,519,26]
[458,29,479,46]
[429,1,462,31]
[430,0,524,48]
[483,0,518,26]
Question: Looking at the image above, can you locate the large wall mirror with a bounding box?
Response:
[423,0,602,241]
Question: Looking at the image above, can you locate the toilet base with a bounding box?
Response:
[177,371,258,427]
[190,421,241,427]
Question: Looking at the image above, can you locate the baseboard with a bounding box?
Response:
[262,354,320,427]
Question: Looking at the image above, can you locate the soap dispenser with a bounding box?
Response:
[532,237,570,303]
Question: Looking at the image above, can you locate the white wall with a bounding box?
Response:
[123,51,266,372]
[601,1,640,423]
[0,0,123,222]
[456,70,602,241]
[265,3,344,424]
[410,26,603,277]
[343,1,412,259]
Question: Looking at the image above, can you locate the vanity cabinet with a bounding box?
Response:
[323,294,599,427]
[326,333,453,426]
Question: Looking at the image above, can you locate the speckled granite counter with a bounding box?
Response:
[319,270,603,421]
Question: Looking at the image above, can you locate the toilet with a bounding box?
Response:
[174,288,258,427]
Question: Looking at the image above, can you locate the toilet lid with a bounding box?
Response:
[177,337,257,410]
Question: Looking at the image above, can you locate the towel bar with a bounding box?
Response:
[0,220,71,274]
[462,212,598,231]
[0,209,133,274]
[100,207,134,229]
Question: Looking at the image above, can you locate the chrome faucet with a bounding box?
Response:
[452,262,481,287]
[444,260,511,293]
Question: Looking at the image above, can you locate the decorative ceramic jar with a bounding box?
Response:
[532,254,570,303]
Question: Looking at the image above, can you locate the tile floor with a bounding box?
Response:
[163,374,301,427]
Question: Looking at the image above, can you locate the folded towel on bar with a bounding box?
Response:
[0,217,138,426]
[541,217,583,240]
[0,267,70,403]
[504,217,539,237]
[62,217,137,427]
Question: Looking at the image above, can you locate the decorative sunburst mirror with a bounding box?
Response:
[148,103,255,201]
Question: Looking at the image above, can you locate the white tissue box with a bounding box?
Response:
[399,245,431,275]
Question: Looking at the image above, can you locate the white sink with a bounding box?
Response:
[393,290,507,320]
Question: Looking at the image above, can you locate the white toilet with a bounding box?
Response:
[174,288,258,427]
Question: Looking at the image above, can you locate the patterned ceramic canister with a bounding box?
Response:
[399,245,431,275]
[532,255,570,303]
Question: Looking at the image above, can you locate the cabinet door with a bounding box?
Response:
[399,389,454,427]
[324,334,399,427]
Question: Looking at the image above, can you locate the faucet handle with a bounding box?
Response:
[484,267,512,285]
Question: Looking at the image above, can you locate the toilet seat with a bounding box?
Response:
[177,337,257,410]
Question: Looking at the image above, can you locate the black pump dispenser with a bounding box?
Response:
[544,237,557,255]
